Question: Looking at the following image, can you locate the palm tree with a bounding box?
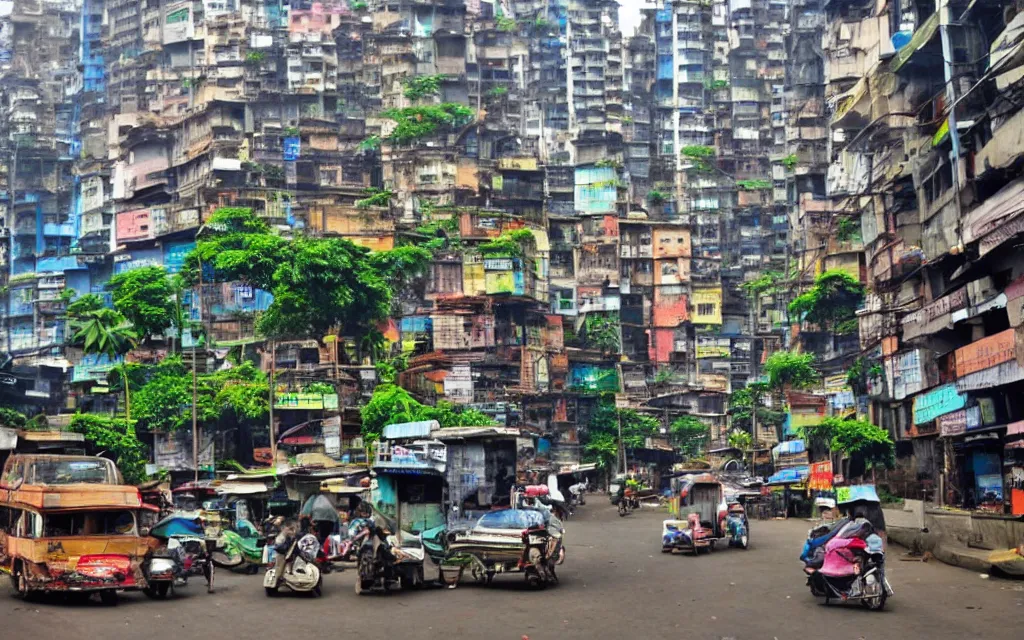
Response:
[728,430,755,470]
[70,308,139,420]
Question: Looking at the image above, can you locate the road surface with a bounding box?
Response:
[2,503,1022,639]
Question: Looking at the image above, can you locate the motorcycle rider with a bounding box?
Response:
[270,518,300,588]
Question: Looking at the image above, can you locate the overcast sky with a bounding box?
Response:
[618,1,648,37]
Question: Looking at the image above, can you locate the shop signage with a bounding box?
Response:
[273,393,338,410]
[902,287,968,340]
[937,409,967,437]
[956,359,1024,392]
[966,405,983,430]
[955,328,1016,378]
[913,384,966,425]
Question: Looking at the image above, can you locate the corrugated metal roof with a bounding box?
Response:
[383,420,438,440]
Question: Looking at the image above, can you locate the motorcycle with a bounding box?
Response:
[804,532,891,610]
[724,502,749,549]
[263,532,322,597]
[213,519,265,573]
[801,485,893,611]
[617,490,640,517]
[143,516,214,599]
[354,518,425,595]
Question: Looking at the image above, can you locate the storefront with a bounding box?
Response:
[1005,420,1024,515]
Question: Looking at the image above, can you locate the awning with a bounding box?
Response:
[216,481,273,496]
[962,178,1024,255]
[831,76,870,129]
[889,11,940,73]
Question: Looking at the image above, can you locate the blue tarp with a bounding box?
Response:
[767,467,809,485]
[772,440,806,456]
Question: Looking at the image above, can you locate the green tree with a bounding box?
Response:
[107,266,177,344]
[183,208,429,344]
[69,307,139,420]
[583,313,621,353]
[582,401,660,471]
[787,269,866,333]
[801,417,895,476]
[763,351,818,391]
[670,415,710,458]
[359,384,496,441]
[728,429,755,469]
[68,413,147,484]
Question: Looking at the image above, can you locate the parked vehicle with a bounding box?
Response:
[354,516,426,594]
[263,526,322,597]
[724,501,749,549]
[142,515,214,598]
[212,517,264,572]
[442,508,564,589]
[674,474,728,554]
[0,455,150,605]
[802,485,892,611]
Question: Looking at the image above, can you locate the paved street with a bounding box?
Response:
[2,504,1022,639]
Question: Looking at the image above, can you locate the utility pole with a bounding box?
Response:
[192,254,203,483]
[269,340,276,468]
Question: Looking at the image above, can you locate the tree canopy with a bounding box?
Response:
[181,207,431,341]
[360,383,496,441]
[801,417,895,473]
[582,401,660,470]
[787,269,865,332]
[669,415,709,458]
[763,351,819,390]
[107,266,178,343]
[68,414,147,484]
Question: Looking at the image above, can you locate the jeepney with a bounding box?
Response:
[0,454,150,604]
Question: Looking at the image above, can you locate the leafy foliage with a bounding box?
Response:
[736,179,772,190]
[382,104,474,144]
[594,159,623,170]
[670,415,709,458]
[801,417,895,471]
[402,75,444,101]
[69,308,138,360]
[728,429,753,451]
[358,135,382,152]
[107,266,177,343]
[183,208,424,341]
[68,414,147,484]
[740,271,782,298]
[355,188,394,209]
[478,228,535,258]
[360,384,495,441]
[496,16,518,32]
[582,401,660,470]
[782,154,798,170]
[126,357,269,434]
[787,269,866,331]
[583,313,621,352]
[486,86,509,98]
[763,351,818,390]
[180,207,288,289]
[66,293,106,318]
[0,407,27,429]
[647,190,668,206]
[836,217,860,242]
[681,145,715,158]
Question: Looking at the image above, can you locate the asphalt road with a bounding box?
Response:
[3,503,1022,639]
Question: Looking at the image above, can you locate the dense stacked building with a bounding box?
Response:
[3,0,1023,513]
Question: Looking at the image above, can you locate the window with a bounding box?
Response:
[698,303,715,316]
[43,511,137,537]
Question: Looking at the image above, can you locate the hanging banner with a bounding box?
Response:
[808,461,834,491]
[913,384,966,425]
[937,409,967,437]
